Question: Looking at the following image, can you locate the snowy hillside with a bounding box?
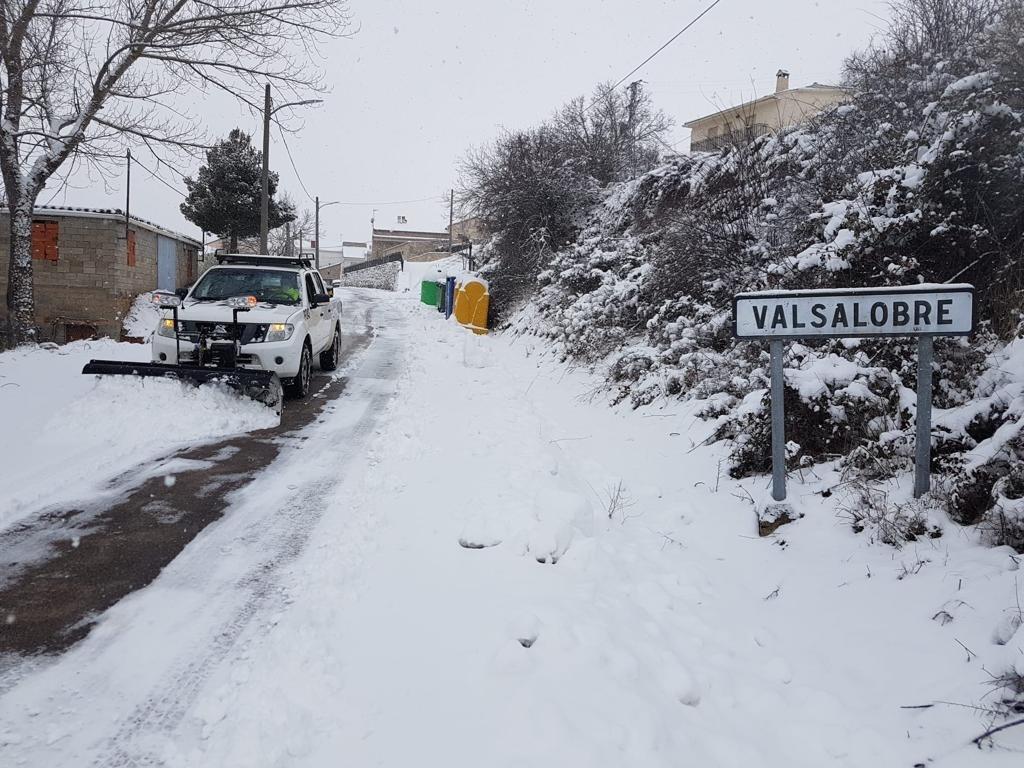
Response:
[486,6,1024,557]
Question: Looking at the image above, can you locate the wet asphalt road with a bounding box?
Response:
[0,316,375,658]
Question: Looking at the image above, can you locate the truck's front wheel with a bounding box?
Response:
[319,326,341,371]
[285,342,312,399]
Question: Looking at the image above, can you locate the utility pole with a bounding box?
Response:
[314,198,341,271]
[371,208,377,257]
[448,189,454,256]
[125,149,131,239]
[285,221,291,258]
[259,85,321,255]
[260,84,271,254]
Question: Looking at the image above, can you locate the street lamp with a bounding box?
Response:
[315,197,341,270]
[260,84,322,253]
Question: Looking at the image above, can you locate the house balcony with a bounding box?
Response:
[691,123,772,152]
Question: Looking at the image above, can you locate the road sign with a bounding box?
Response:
[733,285,974,339]
[732,284,975,502]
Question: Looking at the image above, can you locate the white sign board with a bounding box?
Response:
[733,285,974,340]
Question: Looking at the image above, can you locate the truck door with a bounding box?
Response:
[303,272,326,351]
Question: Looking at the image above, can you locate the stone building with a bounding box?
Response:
[0,206,200,343]
[449,216,487,244]
[371,228,450,262]
[685,70,849,152]
[371,219,488,264]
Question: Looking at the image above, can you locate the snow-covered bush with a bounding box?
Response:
[460,82,672,322]
[466,0,1024,550]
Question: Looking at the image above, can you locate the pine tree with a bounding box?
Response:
[180,129,295,251]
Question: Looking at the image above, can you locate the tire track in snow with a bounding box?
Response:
[90,301,406,767]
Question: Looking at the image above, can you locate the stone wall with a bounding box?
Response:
[404,250,450,263]
[339,262,401,291]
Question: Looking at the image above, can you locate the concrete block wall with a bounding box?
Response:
[0,213,199,343]
[0,215,121,340]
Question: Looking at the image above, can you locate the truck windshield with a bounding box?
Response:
[190,268,302,305]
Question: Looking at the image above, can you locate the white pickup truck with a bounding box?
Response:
[151,254,342,398]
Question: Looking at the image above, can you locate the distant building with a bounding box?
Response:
[318,241,369,281]
[371,228,450,262]
[685,70,848,152]
[369,217,488,264]
[0,206,199,342]
[204,235,259,257]
[449,216,487,244]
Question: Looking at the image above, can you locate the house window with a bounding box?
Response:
[31,221,59,262]
[127,230,137,267]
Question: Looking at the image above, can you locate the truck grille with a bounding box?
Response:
[177,321,264,344]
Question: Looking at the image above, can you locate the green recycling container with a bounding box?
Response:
[420,279,439,305]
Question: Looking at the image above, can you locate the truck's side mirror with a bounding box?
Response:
[175,288,188,299]
[311,293,331,307]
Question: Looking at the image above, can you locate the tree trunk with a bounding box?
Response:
[5,199,36,347]
[229,232,238,252]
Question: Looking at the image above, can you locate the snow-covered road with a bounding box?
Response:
[1,288,1022,766]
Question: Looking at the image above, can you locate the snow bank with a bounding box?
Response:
[0,340,278,530]
[121,292,163,340]
[395,256,463,293]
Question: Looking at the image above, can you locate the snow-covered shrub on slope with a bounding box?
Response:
[506,0,1024,550]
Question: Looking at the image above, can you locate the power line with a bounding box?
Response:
[319,195,442,207]
[275,122,316,204]
[273,124,441,207]
[606,0,724,94]
[130,154,186,198]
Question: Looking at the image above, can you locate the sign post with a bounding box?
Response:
[732,285,974,501]
[914,336,934,497]
[769,339,786,502]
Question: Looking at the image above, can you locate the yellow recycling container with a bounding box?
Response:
[453,277,489,335]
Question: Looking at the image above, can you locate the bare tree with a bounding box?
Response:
[267,197,313,257]
[553,80,672,183]
[0,0,351,345]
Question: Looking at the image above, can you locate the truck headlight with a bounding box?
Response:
[265,323,294,342]
[157,318,178,337]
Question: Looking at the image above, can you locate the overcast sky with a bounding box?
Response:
[47,0,889,248]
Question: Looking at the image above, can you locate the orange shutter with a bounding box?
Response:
[127,230,137,267]
[32,221,59,261]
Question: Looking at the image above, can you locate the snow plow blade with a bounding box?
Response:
[82,360,283,413]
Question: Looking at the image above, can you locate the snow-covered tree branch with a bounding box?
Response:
[0,0,352,345]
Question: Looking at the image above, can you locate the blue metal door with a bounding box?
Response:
[157,236,177,291]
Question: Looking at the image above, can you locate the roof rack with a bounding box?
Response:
[215,253,314,268]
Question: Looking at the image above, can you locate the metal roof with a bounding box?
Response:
[25,205,202,247]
